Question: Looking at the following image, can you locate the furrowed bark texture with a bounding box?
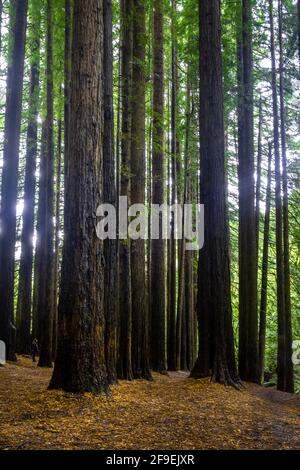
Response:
[103,0,118,385]
[49,0,108,393]
[0,0,28,361]
[191,0,239,387]
[151,0,167,373]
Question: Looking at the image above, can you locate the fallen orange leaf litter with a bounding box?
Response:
[0,357,299,450]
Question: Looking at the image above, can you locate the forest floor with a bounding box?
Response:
[0,357,299,450]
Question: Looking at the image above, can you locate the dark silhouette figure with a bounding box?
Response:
[32,338,39,362]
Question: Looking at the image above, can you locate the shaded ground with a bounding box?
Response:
[0,357,299,450]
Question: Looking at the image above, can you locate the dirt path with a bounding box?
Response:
[0,357,299,450]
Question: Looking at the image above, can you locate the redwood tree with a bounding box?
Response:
[16,6,41,355]
[49,0,108,393]
[38,0,54,368]
[130,0,152,380]
[103,0,117,384]
[269,0,286,393]
[258,143,272,383]
[117,0,133,380]
[64,0,72,185]
[151,0,167,374]
[52,109,62,360]
[167,0,178,372]
[278,0,294,392]
[237,0,259,383]
[0,0,28,361]
[190,0,239,386]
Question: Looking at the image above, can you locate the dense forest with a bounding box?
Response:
[0,0,300,451]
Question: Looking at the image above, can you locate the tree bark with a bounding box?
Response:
[16,14,41,355]
[52,113,62,361]
[0,0,28,361]
[151,0,167,373]
[117,0,133,380]
[269,0,286,393]
[32,122,47,342]
[176,226,185,370]
[38,0,54,368]
[278,0,294,393]
[64,0,72,193]
[237,0,259,383]
[167,0,177,372]
[130,0,152,380]
[183,72,193,371]
[190,0,239,387]
[103,0,118,385]
[115,41,121,366]
[49,0,108,393]
[176,68,191,371]
[255,96,263,256]
[258,142,272,384]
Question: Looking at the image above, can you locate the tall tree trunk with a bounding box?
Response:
[185,246,194,371]
[38,0,54,368]
[269,0,286,393]
[103,0,117,385]
[64,0,72,191]
[49,0,108,393]
[167,0,178,371]
[255,96,263,255]
[176,68,191,371]
[190,0,239,387]
[115,42,121,363]
[180,294,187,371]
[16,13,41,355]
[146,99,152,379]
[183,71,193,371]
[0,0,28,361]
[176,223,185,370]
[278,0,294,393]
[166,70,171,368]
[258,142,272,384]
[130,0,152,380]
[151,0,167,374]
[54,0,72,353]
[237,0,259,383]
[117,0,133,380]
[32,123,47,342]
[146,2,153,376]
[52,113,62,361]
